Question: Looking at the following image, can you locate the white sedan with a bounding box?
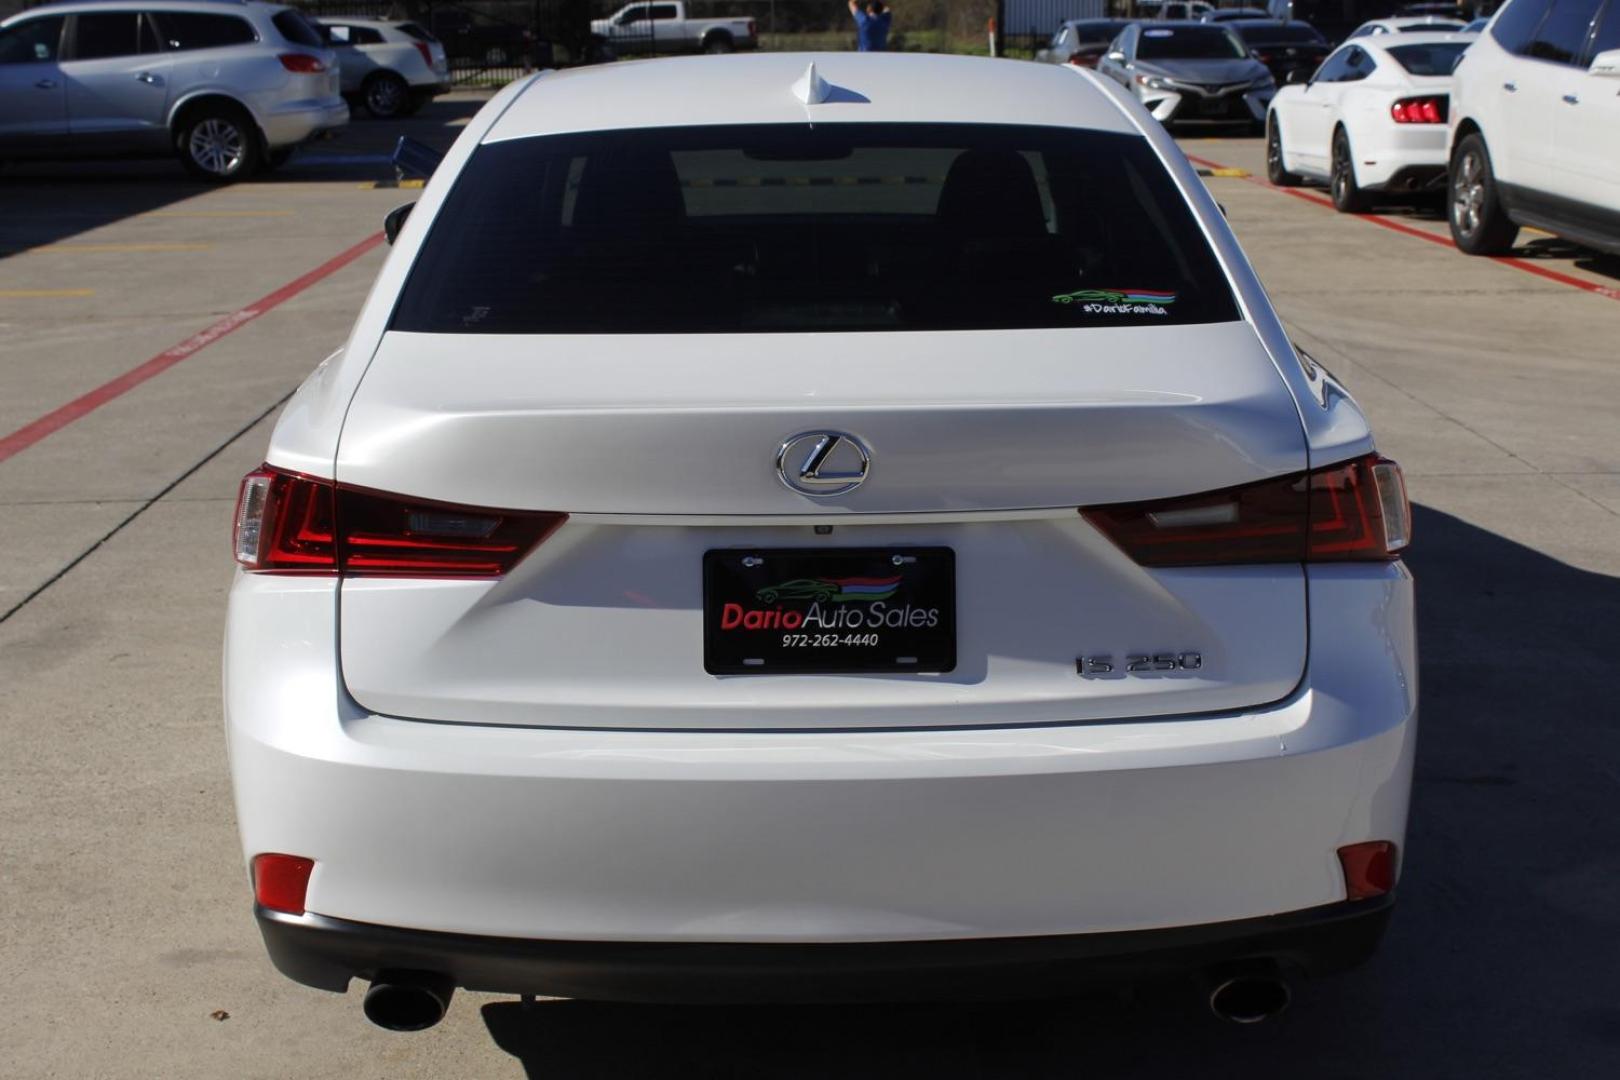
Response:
[1267,31,1478,212]
[226,51,1415,1029]
[1347,15,1467,37]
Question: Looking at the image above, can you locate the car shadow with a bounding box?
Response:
[479,504,1620,1077]
[0,94,486,253]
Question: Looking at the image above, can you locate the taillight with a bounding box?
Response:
[413,41,433,67]
[1082,454,1410,567]
[1338,841,1398,901]
[233,465,566,578]
[747,19,756,37]
[1390,95,1446,124]
[252,853,315,915]
[279,52,327,74]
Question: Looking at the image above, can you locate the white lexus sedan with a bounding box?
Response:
[226,52,1417,1031]
[1266,32,1478,212]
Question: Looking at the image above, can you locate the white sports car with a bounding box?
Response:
[1267,31,1478,211]
[226,52,1416,1030]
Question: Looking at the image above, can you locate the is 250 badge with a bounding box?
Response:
[1077,652,1203,677]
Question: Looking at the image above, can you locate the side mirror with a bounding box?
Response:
[1285,67,1310,85]
[1590,49,1620,77]
[383,203,413,245]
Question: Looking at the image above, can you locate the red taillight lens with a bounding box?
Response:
[1391,95,1446,123]
[1338,841,1398,901]
[279,52,327,74]
[233,465,566,578]
[413,41,433,67]
[1082,454,1410,567]
[252,853,315,915]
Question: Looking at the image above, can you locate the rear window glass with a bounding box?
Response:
[392,124,1239,335]
[271,10,325,48]
[1235,24,1325,44]
[1073,21,1128,43]
[151,11,256,49]
[1137,27,1249,59]
[397,22,438,43]
[1385,41,1469,73]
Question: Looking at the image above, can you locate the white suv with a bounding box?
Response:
[0,0,346,180]
[1447,0,1620,254]
[315,16,450,119]
[227,54,1416,1030]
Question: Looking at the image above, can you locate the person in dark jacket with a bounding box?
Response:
[849,0,892,52]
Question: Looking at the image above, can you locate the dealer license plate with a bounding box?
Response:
[703,548,955,675]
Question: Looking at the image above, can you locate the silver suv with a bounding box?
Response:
[0,0,347,181]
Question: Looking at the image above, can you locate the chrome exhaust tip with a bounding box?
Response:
[1208,973,1292,1025]
[362,970,454,1031]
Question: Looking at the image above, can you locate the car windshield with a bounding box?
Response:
[1137,27,1249,60]
[1385,41,1470,73]
[392,123,1240,334]
[1235,24,1325,44]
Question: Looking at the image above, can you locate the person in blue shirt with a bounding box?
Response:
[848,0,892,52]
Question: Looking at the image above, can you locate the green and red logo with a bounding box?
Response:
[719,576,905,631]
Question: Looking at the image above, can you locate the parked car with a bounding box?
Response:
[1447,0,1620,255]
[228,50,1415,1030]
[1035,18,1134,66]
[1348,15,1468,35]
[425,7,534,68]
[1138,1,1216,19]
[1202,7,1273,21]
[314,15,450,119]
[1097,21,1276,127]
[0,0,345,180]
[1267,1,1419,45]
[1230,18,1333,83]
[589,2,757,55]
[1267,31,1478,210]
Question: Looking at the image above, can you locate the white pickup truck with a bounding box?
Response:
[591,2,758,55]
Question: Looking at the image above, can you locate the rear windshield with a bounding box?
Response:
[397,22,438,43]
[1385,41,1468,73]
[271,9,324,48]
[1073,21,1128,44]
[1400,21,1463,31]
[392,124,1239,334]
[1235,24,1325,44]
[1137,26,1248,59]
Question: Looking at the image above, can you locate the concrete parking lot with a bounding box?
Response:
[2,95,1619,1078]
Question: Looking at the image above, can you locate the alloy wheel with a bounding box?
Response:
[188,118,244,177]
[1452,149,1484,239]
[367,76,405,116]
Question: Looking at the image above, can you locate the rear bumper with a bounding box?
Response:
[257,896,1394,1002]
[226,564,1416,947]
[1354,126,1449,190]
[263,99,350,148]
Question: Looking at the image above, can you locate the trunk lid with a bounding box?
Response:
[335,324,1310,730]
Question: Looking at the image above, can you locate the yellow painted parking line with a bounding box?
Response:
[356,179,426,190]
[0,288,94,298]
[1205,167,1250,178]
[147,210,294,218]
[12,242,211,254]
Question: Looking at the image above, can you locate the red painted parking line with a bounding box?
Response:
[0,232,386,465]
[1185,153,1620,304]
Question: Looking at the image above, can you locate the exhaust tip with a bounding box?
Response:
[362,971,454,1032]
[1208,974,1292,1025]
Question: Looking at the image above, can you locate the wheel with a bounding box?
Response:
[1448,133,1519,255]
[176,106,260,182]
[702,33,734,54]
[362,72,410,119]
[1330,128,1368,214]
[1266,116,1302,187]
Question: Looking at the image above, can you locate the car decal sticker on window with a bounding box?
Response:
[1052,289,1177,315]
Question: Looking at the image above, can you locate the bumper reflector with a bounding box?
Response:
[1337,841,1397,901]
[253,853,315,915]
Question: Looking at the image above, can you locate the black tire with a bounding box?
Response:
[702,32,734,54]
[175,105,261,182]
[1266,116,1302,187]
[362,72,410,119]
[1448,132,1518,255]
[1330,127,1368,214]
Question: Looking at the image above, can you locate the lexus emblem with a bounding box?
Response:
[776,431,870,497]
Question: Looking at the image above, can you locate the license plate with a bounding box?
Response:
[703,548,955,675]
